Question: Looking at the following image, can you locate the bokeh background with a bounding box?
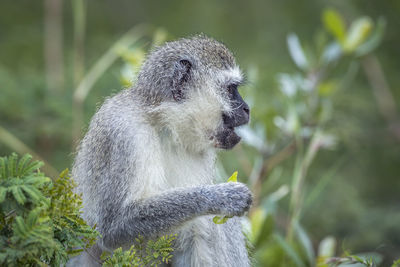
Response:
[0,0,399,266]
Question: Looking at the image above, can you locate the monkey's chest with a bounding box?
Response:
[171,216,242,267]
[161,151,215,188]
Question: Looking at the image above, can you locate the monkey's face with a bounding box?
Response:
[168,65,250,151]
[152,67,249,152]
[153,62,250,152]
[143,36,250,152]
[211,68,250,150]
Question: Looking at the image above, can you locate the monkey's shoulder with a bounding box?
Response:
[93,90,142,127]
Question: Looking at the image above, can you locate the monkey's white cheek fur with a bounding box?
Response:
[154,89,224,152]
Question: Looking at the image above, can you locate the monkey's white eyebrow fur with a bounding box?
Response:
[216,66,244,87]
[225,66,243,83]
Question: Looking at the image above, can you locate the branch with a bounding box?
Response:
[250,141,296,210]
[362,55,397,121]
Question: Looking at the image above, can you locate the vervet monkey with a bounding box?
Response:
[71,35,252,267]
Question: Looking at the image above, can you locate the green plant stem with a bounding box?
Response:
[72,0,87,146]
[361,55,400,141]
[73,24,147,103]
[250,141,296,212]
[287,130,322,241]
[72,24,147,143]
[72,0,86,86]
[362,55,397,122]
[0,126,59,177]
[44,0,64,93]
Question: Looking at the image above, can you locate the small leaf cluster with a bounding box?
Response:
[0,153,98,266]
[323,252,382,267]
[322,8,385,55]
[101,234,176,267]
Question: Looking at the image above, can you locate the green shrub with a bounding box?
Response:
[0,153,98,266]
[101,234,176,267]
[0,153,175,266]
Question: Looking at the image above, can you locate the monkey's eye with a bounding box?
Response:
[227,84,237,94]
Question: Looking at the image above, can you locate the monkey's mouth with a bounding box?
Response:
[213,126,241,150]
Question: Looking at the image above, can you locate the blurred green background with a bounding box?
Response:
[0,0,399,266]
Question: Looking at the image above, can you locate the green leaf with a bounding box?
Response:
[273,233,306,267]
[295,222,315,266]
[227,171,238,183]
[316,236,336,266]
[21,185,45,203]
[13,216,27,236]
[304,159,343,209]
[317,236,336,258]
[0,187,6,203]
[254,211,274,247]
[7,153,17,177]
[21,161,44,177]
[343,17,373,52]
[355,17,386,57]
[213,216,232,224]
[322,8,346,43]
[16,154,32,177]
[287,33,309,71]
[11,186,26,205]
[321,42,342,65]
[100,251,111,261]
[250,207,266,243]
[0,157,6,179]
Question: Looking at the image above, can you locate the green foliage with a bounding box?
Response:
[101,234,176,267]
[322,8,346,43]
[0,153,98,266]
[392,259,400,267]
[44,168,99,258]
[321,7,384,56]
[239,8,387,267]
[323,252,383,267]
[0,153,176,266]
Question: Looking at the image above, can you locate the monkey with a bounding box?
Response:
[69,35,253,267]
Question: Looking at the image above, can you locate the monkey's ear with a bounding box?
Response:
[171,59,192,102]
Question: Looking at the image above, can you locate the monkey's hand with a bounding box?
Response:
[204,183,253,217]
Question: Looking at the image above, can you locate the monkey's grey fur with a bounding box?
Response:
[69,35,253,267]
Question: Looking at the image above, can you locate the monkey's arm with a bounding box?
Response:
[100,183,252,249]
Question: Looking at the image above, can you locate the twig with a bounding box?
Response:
[250,141,296,211]
[234,145,254,176]
[287,130,322,241]
[362,55,400,140]
[362,55,397,122]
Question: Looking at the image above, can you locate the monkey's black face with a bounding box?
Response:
[215,84,250,150]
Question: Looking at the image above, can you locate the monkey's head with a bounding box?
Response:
[136,35,250,152]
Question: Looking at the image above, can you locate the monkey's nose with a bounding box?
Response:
[243,105,250,116]
[240,104,250,125]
